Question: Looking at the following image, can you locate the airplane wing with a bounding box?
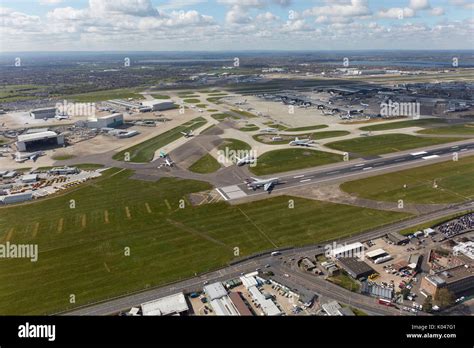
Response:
[264,182,274,191]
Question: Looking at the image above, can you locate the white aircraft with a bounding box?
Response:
[260,127,278,133]
[14,151,44,163]
[289,137,313,147]
[235,155,255,166]
[181,130,194,138]
[55,114,69,120]
[246,177,280,192]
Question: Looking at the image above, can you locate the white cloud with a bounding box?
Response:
[430,7,445,16]
[39,0,64,5]
[377,7,415,19]
[409,0,430,11]
[304,0,371,18]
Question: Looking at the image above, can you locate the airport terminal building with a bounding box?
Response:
[30,107,57,119]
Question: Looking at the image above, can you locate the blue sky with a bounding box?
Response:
[1,0,473,51]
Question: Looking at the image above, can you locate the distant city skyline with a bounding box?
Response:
[1,0,473,52]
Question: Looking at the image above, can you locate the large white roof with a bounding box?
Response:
[17,131,59,142]
[331,242,364,256]
[141,292,188,316]
[203,282,227,301]
[366,248,388,259]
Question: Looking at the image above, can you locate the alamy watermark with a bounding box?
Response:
[0,242,38,262]
[324,241,365,260]
[380,99,420,119]
[55,99,96,117]
[217,147,258,167]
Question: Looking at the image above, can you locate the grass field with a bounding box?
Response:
[188,154,221,174]
[68,88,144,102]
[340,156,474,204]
[195,104,208,108]
[417,123,474,136]
[113,117,207,162]
[326,134,462,156]
[285,125,328,132]
[218,138,252,153]
[0,84,49,103]
[51,154,76,161]
[359,118,447,131]
[151,94,170,99]
[328,272,360,292]
[183,98,201,104]
[230,109,257,118]
[0,169,410,314]
[240,124,260,132]
[250,148,342,175]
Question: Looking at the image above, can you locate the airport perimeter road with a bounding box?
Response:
[63,200,473,316]
[221,141,474,200]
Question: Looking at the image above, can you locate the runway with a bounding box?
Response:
[217,141,474,201]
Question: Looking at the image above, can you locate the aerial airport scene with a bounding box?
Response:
[0,0,473,345]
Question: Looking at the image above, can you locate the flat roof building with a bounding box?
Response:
[140,292,188,316]
[331,242,364,259]
[210,295,240,316]
[88,113,124,129]
[421,265,474,297]
[203,282,228,301]
[140,100,176,111]
[337,257,375,279]
[248,286,281,316]
[386,232,409,245]
[228,292,253,316]
[30,107,57,119]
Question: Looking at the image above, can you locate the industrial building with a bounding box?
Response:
[140,100,176,111]
[386,232,409,245]
[365,249,392,264]
[16,131,64,152]
[30,107,57,119]
[247,285,282,316]
[321,301,354,316]
[453,241,474,260]
[87,113,124,128]
[228,292,253,316]
[421,265,474,297]
[330,242,364,259]
[337,257,375,280]
[140,292,189,316]
[0,191,33,205]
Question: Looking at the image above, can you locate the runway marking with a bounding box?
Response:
[32,222,40,238]
[293,175,305,179]
[125,207,131,219]
[81,214,87,228]
[57,219,63,234]
[355,164,365,167]
[215,188,229,201]
[300,179,311,183]
[104,210,109,224]
[362,167,373,170]
[327,171,340,175]
[164,199,172,210]
[145,203,152,213]
[394,158,404,162]
[460,148,468,152]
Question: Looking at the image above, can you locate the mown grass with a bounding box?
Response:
[113,117,207,162]
[340,156,474,204]
[250,148,342,175]
[326,134,462,156]
[0,169,410,314]
[188,154,221,174]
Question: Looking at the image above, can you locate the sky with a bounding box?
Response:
[1,0,473,51]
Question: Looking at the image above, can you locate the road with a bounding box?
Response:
[63,199,473,316]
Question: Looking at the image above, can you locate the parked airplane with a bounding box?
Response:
[289,137,313,147]
[55,114,69,120]
[159,151,168,158]
[260,127,278,133]
[181,130,194,138]
[246,177,280,192]
[14,151,44,163]
[234,155,255,166]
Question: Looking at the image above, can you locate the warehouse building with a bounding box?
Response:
[386,232,409,245]
[140,292,189,316]
[421,265,474,297]
[337,257,375,280]
[87,113,124,128]
[16,131,64,152]
[30,107,57,119]
[140,100,176,111]
[330,242,364,259]
[0,191,33,205]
